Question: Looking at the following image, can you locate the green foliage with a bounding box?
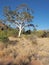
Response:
[3,4,34,37]
[35,30,44,37]
[4,4,34,23]
[32,30,49,38]
[23,30,31,35]
[0,30,8,42]
[7,29,18,37]
[0,36,9,42]
[0,29,18,42]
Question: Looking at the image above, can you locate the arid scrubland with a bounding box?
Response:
[0,35,49,65]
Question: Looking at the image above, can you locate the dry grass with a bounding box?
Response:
[0,37,49,65]
[37,38,49,65]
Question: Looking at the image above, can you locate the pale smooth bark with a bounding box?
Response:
[18,25,22,37]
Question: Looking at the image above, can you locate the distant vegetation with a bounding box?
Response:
[0,25,49,42]
[0,3,49,41]
[33,30,49,38]
[0,28,18,42]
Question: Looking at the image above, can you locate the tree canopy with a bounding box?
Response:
[3,4,35,37]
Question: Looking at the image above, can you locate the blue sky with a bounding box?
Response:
[0,0,49,30]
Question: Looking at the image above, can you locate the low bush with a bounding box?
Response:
[0,29,18,42]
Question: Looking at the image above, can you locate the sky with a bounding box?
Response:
[0,0,49,30]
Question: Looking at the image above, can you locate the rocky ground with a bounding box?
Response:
[0,36,49,65]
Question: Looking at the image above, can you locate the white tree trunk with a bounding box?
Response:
[18,28,21,37]
[18,25,22,37]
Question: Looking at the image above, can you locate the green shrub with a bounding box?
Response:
[33,30,44,38]
[0,30,9,42]
[7,29,18,37]
[0,29,18,42]
[0,36,9,42]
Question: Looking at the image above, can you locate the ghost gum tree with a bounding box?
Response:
[3,4,35,37]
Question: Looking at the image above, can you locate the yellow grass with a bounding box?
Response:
[0,37,49,65]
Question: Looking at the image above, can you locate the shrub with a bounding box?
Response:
[0,36,9,42]
[23,30,31,35]
[7,29,18,37]
[0,30,9,42]
[33,30,45,38]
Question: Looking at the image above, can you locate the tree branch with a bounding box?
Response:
[22,24,35,30]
